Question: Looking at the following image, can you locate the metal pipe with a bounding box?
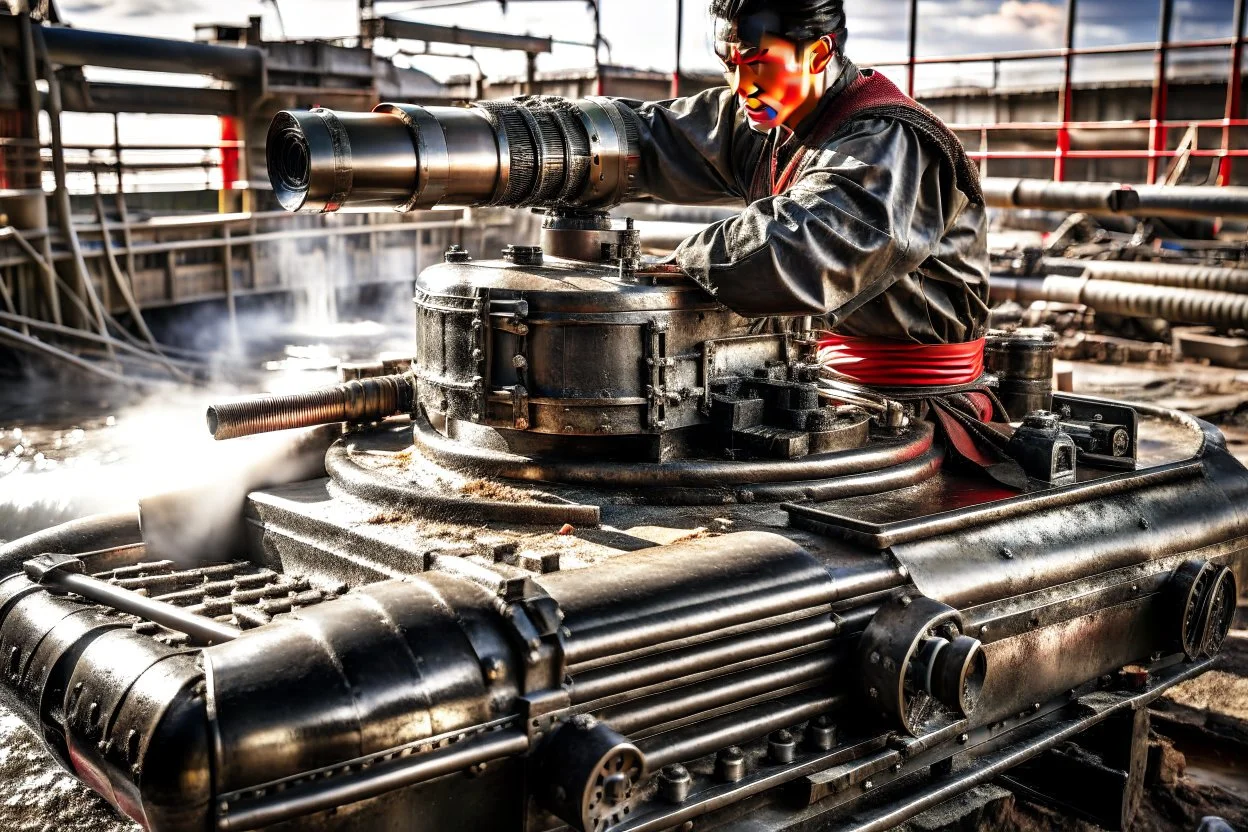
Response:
[267,96,637,213]
[207,373,414,440]
[0,17,264,79]
[905,0,918,98]
[218,729,529,832]
[1007,275,1248,328]
[982,177,1248,220]
[23,554,241,645]
[558,560,899,666]
[982,177,1141,213]
[638,690,846,771]
[1040,258,1248,293]
[570,613,840,705]
[599,652,841,736]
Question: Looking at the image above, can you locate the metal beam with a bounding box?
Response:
[374,18,551,54]
[0,16,263,79]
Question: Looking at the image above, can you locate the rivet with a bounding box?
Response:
[957,733,969,744]
[768,729,797,764]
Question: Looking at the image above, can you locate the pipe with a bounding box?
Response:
[207,373,414,440]
[570,613,841,705]
[598,652,841,736]
[1040,258,1248,293]
[982,177,1248,220]
[0,510,140,577]
[983,178,1141,213]
[23,554,241,645]
[0,17,264,79]
[557,564,894,667]
[638,689,846,771]
[218,729,530,831]
[267,97,637,213]
[993,274,1248,329]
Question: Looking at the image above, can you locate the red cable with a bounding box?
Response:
[818,335,986,387]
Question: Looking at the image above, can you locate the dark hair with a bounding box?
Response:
[709,0,847,48]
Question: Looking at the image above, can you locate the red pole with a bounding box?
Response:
[1220,0,1246,185]
[1148,0,1174,184]
[906,0,918,98]
[219,115,240,190]
[1055,0,1077,181]
[671,0,683,98]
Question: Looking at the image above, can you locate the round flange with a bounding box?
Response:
[539,715,644,832]
[859,595,988,736]
[1170,559,1239,660]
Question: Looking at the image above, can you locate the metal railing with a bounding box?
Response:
[867,0,1248,184]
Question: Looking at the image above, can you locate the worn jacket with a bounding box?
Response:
[619,63,990,344]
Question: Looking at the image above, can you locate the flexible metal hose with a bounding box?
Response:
[207,374,414,440]
[1041,275,1248,329]
[1042,258,1248,294]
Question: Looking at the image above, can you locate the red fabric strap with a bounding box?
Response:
[817,334,986,387]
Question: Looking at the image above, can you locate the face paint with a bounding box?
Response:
[714,14,837,133]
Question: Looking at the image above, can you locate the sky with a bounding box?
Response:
[53,0,1247,82]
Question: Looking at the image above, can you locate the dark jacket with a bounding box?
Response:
[619,63,990,344]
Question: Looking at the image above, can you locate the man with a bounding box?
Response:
[624,0,990,382]
[621,0,1010,482]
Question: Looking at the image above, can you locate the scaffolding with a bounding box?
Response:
[866,0,1248,185]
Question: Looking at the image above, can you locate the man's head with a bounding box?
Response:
[710,0,847,132]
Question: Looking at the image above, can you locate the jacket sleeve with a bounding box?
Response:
[670,117,969,321]
[614,87,762,206]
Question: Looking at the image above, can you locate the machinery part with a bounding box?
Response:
[995,274,1248,330]
[985,327,1056,419]
[983,177,1248,221]
[1042,258,1248,294]
[982,178,1142,214]
[1005,411,1078,486]
[206,373,414,440]
[267,97,639,214]
[1169,559,1239,660]
[858,595,988,736]
[538,716,644,832]
[23,554,241,645]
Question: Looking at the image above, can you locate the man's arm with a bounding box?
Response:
[616,88,763,206]
[670,118,971,321]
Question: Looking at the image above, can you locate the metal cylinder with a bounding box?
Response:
[1042,258,1248,294]
[985,328,1056,419]
[206,374,414,440]
[267,96,639,214]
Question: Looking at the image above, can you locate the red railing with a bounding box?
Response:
[863,0,1248,185]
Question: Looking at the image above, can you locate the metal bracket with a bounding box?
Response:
[645,319,670,431]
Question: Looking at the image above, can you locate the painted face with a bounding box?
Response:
[714,15,835,132]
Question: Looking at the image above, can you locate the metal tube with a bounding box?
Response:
[219,729,529,831]
[207,373,414,440]
[558,560,900,666]
[24,556,241,645]
[0,17,264,79]
[599,652,841,736]
[906,0,918,98]
[638,690,845,771]
[1036,275,1248,328]
[982,176,1248,219]
[1040,258,1248,293]
[570,613,840,704]
[0,325,143,386]
[267,96,638,214]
